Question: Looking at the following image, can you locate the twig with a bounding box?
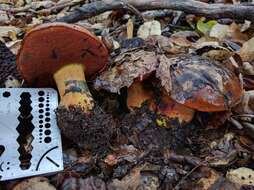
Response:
[0,0,83,14]
[142,10,173,19]
[166,151,204,166]
[37,0,84,15]
[173,165,201,190]
[56,0,254,23]
[122,2,144,22]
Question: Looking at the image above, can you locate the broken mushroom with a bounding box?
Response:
[17,23,108,113]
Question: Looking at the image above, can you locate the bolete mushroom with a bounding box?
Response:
[127,80,195,125]
[159,55,243,112]
[17,23,108,113]
[16,23,114,150]
[94,49,195,125]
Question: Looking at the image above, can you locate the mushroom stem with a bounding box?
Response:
[127,81,153,109]
[53,64,94,112]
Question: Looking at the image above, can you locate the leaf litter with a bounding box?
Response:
[1,0,254,189]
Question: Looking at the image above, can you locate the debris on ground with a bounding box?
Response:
[0,0,254,189]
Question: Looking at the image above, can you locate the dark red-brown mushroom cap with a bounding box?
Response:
[17,23,108,87]
[164,55,243,112]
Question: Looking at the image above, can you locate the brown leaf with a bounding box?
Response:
[240,37,254,62]
[226,167,254,186]
[94,50,159,93]
[60,176,106,190]
[108,164,159,190]
[156,54,172,93]
[205,133,242,167]
[12,177,56,190]
[104,145,142,166]
[137,20,161,39]
[234,90,254,114]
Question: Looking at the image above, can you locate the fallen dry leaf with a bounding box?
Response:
[156,54,172,93]
[4,75,21,88]
[137,20,161,39]
[226,167,254,186]
[196,167,221,190]
[6,39,22,55]
[108,164,159,190]
[104,145,142,166]
[243,62,254,75]
[60,176,106,190]
[0,26,21,39]
[169,30,198,47]
[234,90,254,114]
[0,11,9,24]
[94,50,158,93]
[206,133,240,167]
[209,23,230,40]
[12,177,56,190]
[240,37,254,62]
[127,19,134,39]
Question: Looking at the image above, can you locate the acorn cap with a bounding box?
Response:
[17,23,108,87]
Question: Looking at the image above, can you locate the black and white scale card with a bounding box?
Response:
[0,88,63,181]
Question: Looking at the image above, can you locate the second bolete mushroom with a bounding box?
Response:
[17,23,109,113]
[127,80,195,125]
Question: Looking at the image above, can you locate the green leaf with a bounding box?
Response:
[197,17,217,35]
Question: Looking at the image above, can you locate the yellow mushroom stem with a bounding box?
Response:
[127,81,155,109]
[53,64,94,113]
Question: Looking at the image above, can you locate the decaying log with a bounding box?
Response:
[56,0,254,23]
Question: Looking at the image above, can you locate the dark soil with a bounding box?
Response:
[0,42,21,87]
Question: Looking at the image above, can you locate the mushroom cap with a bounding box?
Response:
[167,55,243,112]
[157,91,195,124]
[17,23,108,86]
